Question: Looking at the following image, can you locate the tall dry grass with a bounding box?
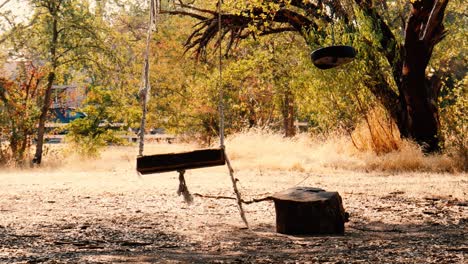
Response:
[225,129,460,173]
[350,107,402,154]
[3,129,463,174]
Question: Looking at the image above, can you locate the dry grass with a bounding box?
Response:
[36,142,200,172]
[2,130,461,203]
[350,107,402,154]
[225,129,462,173]
[3,129,463,174]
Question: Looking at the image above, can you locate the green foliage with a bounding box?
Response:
[156,32,316,139]
[1,0,466,159]
[440,78,467,170]
[138,4,387,140]
[66,85,127,157]
[301,16,382,134]
[25,0,109,67]
[432,0,467,166]
[147,15,207,135]
[2,0,140,160]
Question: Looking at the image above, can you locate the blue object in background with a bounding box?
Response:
[51,108,87,123]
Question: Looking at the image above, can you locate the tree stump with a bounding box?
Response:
[272,187,348,235]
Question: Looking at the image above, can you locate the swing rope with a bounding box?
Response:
[138,0,160,157]
[217,0,249,228]
[138,0,248,228]
[177,170,193,203]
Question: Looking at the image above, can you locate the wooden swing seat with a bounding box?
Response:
[137,148,226,175]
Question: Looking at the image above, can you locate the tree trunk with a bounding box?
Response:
[398,0,449,152]
[272,187,348,235]
[247,99,257,128]
[32,4,61,165]
[400,58,440,152]
[32,71,55,164]
[282,89,295,137]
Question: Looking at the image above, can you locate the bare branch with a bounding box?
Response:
[165,2,319,58]
[175,1,217,16]
[0,0,11,9]
[421,0,449,45]
[259,27,296,36]
[160,9,207,21]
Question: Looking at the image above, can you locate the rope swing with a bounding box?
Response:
[137,0,249,228]
[138,0,160,157]
[217,0,250,228]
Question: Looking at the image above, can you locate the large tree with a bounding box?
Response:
[164,0,451,152]
[18,0,109,164]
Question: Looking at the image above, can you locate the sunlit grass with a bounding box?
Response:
[1,130,466,202]
[225,129,461,173]
[24,129,465,174]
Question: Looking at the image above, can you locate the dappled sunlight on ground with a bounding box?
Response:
[0,132,466,263]
[0,166,466,263]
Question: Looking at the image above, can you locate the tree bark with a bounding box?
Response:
[398,0,449,152]
[400,52,440,151]
[33,13,58,165]
[282,89,295,137]
[272,187,348,235]
[32,71,55,164]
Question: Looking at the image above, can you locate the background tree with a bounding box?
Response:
[12,0,112,164]
[0,63,45,165]
[64,0,143,156]
[2,0,463,163]
[164,0,454,152]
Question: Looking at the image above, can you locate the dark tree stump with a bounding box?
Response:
[272,187,348,235]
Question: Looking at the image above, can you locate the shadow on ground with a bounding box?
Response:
[1,216,466,263]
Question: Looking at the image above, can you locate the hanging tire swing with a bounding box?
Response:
[310,45,356,70]
[310,12,357,70]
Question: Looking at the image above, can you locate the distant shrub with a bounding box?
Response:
[65,85,129,158]
[66,118,125,158]
[440,80,467,171]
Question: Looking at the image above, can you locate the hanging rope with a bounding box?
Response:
[137,0,249,228]
[138,0,160,157]
[177,170,193,203]
[216,0,249,228]
[217,2,225,149]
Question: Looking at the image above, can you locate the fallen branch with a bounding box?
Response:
[193,193,273,204]
[349,225,403,233]
[10,234,41,238]
[120,241,153,247]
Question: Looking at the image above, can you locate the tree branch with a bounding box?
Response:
[0,0,11,9]
[259,27,296,36]
[421,0,449,45]
[0,12,40,45]
[354,0,403,90]
[164,2,319,58]
[160,9,207,21]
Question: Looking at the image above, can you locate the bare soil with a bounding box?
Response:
[0,158,467,263]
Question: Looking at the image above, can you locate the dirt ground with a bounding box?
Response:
[0,148,467,263]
